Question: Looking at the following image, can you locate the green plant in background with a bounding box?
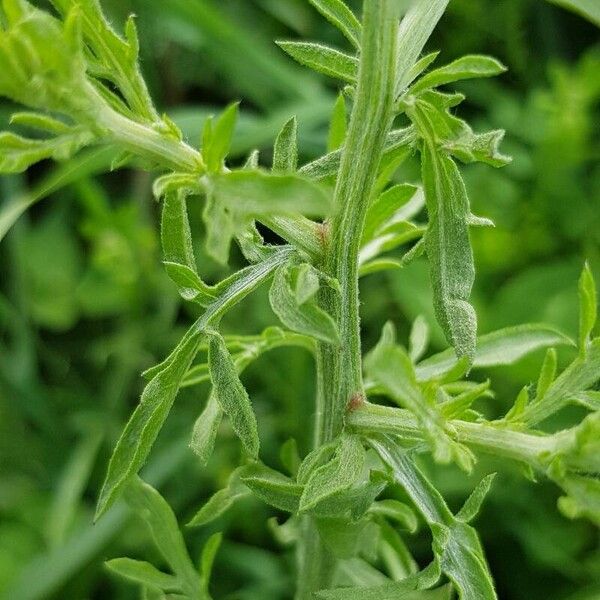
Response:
[0,0,598,599]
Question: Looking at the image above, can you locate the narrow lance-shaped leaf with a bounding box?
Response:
[411,55,507,95]
[161,189,216,305]
[99,249,292,517]
[124,477,201,597]
[308,0,362,49]
[276,41,358,83]
[190,393,223,464]
[370,436,497,600]
[273,116,298,173]
[578,262,597,355]
[207,330,260,458]
[105,558,179,592]
[204,101,239,172]
[269,263,339,345]
[420,140,477,362]
[200,532,222,593]
[96,330,202,519]
[328,93,347,151]
[416,323,574,380]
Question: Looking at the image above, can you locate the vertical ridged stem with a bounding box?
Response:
[297,2,399,597]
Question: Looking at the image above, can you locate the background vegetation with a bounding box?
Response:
[0,1,598,598]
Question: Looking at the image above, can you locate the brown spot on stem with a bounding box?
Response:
[347,392,364,412]
[317,220,331,247]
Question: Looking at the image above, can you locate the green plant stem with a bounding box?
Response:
[298,1,399,597]
[346,402,559,467]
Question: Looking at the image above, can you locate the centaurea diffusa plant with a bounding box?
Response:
[0,0,598,598]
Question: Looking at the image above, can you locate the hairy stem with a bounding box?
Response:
[297,1,399,597]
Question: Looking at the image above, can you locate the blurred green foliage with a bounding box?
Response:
[0,1,598,598]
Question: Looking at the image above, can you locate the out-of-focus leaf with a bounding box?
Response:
[105,558,179,591]
[124,478,200,596]
[416,324,574,380]
[546,0,600,26]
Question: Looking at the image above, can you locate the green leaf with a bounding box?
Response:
[269,263,339,345]
[535,348,557,402]
[273,116,298,173]
[124,477,201,596]
[316,563,446,599]
[578,263,597,354]
[187,468,249,527]
[370,499,419,532]
[200,532,222,592]
[50,0,158,122]
[280,438,301,477]
[365,323,473,471]
[212,169,331,218]
[420,141,477,362]
[105,558,179,591]
[546,0,600,26]
[161,189,216,305]
[240,462,303,512]
[521,338,600,425]
[276,41,358,83]
[96,330,202,519]
[409,315,430,363]
[316,517,376,559]
[190,393,224,464]
[362,184,420,244]
[403,51,440,89]
[328,93,347,151]
[371,437,497,600]
[0,1,93,115]
[10,111,72,134]
[411,55,506,94]
[308,0,362,49]
[299,434,365,513]
[207,330,260,458]
[456,474,496,523]
[416,324,574,381]
[204,101,239,172]
[202,190,235,264]
[300,127,416,181]
[100,249,292,516]
[0,129,95,173]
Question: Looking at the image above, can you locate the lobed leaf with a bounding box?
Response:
[276,41,358,83]
[0,129,95,173]
[370,437,497,600]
